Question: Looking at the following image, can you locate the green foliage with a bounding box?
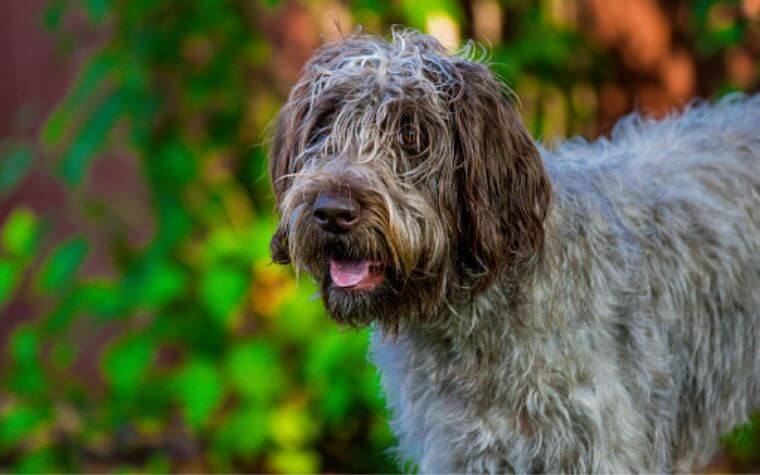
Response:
[0,402,48,449]
[58,91,126,185]
[400,0,462,28]
[38,238,88,292]
[1,0,757,472]
[0,145,33,195]
[103,335,154,399]
[723,418,760,461]
[0,208,39,309]
[2,208,39,259]
[174,358,224,429]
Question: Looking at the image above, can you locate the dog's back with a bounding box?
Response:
[543,94,760,469]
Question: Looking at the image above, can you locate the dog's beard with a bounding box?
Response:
[322,263,444,333]
[287,217,446,332]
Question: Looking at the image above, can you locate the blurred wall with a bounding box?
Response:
[0,1,80,137]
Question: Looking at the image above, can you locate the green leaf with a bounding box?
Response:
[77,279,122,318]
[8,368,46,397]
[119,259,188,313]
[224,341,283,404]
[152,140,196,187]
[42,52,117,146]
[58,90,125,185]
[277,278,323,342]
[1,207,38,258]
[0,404,46,448]
[38,237,88,292]
[269,406,318,448]
[399,0,462,29]
[249,219,276,263]
[200,264,249,326]
[10,325,39,365]
[7,325,46,397]
[213,406,269,456]
[268,449,320,474]
[139,262,188,309]
[85,0,111,23]
[174,359,223,429]
[103,335,154,399]
[43,0,66,30]
[0,259,18,306]
[43,291,78,331]
[14,447,57,474]
[723,416,760,462]
[305,331,375,423]
[0,145,33,194]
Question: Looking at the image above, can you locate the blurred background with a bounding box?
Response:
[0,0,759,472]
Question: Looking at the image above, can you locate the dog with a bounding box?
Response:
[267,29,760,473]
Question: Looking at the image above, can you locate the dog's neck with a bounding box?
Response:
[386,262,539,353]
[385,203,565,353]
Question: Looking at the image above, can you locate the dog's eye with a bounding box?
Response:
[308,105,336,146]
[398,125,422,153]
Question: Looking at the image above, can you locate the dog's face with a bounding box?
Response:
[269,31,551,330]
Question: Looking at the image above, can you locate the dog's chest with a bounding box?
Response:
[370,328,531,470]
[372,328,504,401]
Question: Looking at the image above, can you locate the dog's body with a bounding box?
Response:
[269,30,760,473]
[372,97,760,472]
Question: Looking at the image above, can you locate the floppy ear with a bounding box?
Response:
[269,50,329,265]
[268,42,352,265]
[268,86,309,202]
[451,60,552,291]
[268,37,367,201]
[269,222,291,264]
[268,89,307,265]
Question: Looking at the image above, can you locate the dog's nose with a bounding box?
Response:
[313,193,360,234]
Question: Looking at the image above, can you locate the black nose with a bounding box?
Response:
[313,193,360,234]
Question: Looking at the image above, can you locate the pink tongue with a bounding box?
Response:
[330,259,371,288]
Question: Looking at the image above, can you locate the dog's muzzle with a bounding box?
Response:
[311,191,386,292]
[312,192,360,234]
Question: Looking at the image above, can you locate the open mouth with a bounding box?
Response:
[329,258,385,291]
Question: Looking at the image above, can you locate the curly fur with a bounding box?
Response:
[269,29,760,473]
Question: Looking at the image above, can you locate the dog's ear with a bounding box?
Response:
[268,86,308,266]
[269,222,291,264]
[268,98,299,266]
[268,44,346,265]
[269,53,325,265]
[268,39,357,201]
[451,60,551,291]
[269,88,309,202]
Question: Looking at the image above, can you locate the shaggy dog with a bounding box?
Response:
[268,30,760,473]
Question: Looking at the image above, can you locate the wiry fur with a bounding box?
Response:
[269,29,760,473]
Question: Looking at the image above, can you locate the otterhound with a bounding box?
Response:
[268,30,760,473]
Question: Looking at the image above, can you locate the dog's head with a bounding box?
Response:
[268,30,551,330]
